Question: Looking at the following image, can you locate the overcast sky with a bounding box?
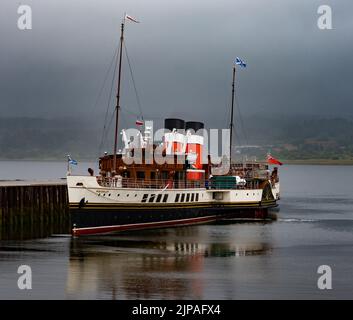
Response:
[0,0,352,129]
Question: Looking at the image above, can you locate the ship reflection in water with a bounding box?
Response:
[66,223,273,299]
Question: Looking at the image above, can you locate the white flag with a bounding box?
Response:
[125,14,140,23]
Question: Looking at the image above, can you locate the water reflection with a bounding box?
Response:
[67,225,272,299]
[0,220,70,241]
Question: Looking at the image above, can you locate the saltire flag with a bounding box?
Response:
[125,14,140,23]
[135,119,144,126]
[67,155,78,165]
[267,154,283,166]
[235,57,247,68]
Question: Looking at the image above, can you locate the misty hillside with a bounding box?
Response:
[1,116,353,161]
[0,118,102,160]
[239,116,353,160]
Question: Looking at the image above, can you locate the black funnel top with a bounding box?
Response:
[186,121,204,133]
[165,118,185,131]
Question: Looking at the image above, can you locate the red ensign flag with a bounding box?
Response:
[267,154,283,166]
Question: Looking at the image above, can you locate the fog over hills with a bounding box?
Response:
[1,0,353,122]
[1,115,353,161]
[1,1,352,162]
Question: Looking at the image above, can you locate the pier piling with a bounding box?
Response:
[0,181,70,239]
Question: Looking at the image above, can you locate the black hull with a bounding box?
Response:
[70,201,277,236]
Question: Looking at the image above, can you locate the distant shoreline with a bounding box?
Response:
[279,159,353,165]
[1,158,353,165]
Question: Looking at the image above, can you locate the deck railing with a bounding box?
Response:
[97,177,261,190]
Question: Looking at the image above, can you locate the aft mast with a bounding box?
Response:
[229,57,246,165]
[229,64,236,165]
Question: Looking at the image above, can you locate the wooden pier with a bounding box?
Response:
[0,180,70,239]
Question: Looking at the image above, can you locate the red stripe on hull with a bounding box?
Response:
[72,215,219,236]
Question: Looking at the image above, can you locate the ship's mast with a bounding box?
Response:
[229,65,236,165]
[112,20,125,175]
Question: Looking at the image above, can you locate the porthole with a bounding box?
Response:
[127,194,129,197]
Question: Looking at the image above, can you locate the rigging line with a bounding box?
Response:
[123,41,144,121]
[98,46,120,156]
[90,45,119,113]
[234,94,249,146]
[99,108,116,155]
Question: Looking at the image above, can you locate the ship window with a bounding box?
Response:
[156,194,162,202]
[161,171,169,180]
[175,194,180,202]
[76,182,83,186]
[180,194,185,202]
[149,194,156,202]
[137,171,145,179]
[163,194,168,202]
[195,193,199,201]
[151,171,156,180]
[186,194,190,202]
[191,193,195,202]
[141,194,148,202]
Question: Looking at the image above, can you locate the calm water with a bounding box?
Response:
[1,162,353,299]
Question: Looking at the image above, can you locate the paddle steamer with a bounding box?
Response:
[67,16,280,236]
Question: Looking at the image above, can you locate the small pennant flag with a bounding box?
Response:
[67,155,78,165]
[125,14,140,23]
[235,57,247,68]
[267,154,283,166]
[135,119,144,126]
